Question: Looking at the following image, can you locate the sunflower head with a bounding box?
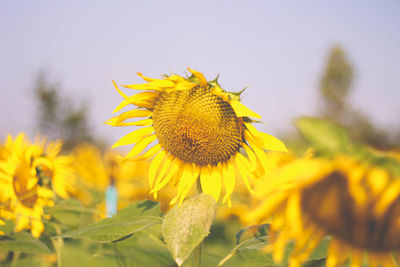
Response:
[152,78,244,166]
[246,154,400,266]
[107,68,287,205]
[0,133,74,237]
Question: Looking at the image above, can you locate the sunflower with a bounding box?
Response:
[246,155,400,267]
[71,144,110,192]
[217,150,294,223]
[114,158,175,213]
[106,68,287,205]
[0,133,74,237]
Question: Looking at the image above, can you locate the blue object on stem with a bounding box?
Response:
[106,185,118,217]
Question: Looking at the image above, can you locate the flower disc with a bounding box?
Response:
[302,170,400,251]
[152,85,243,166]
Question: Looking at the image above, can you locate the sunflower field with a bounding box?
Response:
[1,64,400,267]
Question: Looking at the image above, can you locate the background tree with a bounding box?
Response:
[319,46,354,122]
[319,45,398,149]
[33,71,100,150]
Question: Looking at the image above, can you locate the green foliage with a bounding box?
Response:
[45,199,92,230]
[61,200,162,242]
[0,232,51,255]
[62,230,174,267]
[354,145,400,177]
[295,117,400,176]
[295,117,350,155]
[219,224,329,266]
[162,194,217,266]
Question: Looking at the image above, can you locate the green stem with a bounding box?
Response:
[192,178,203,267]
[217,249,237,266]
[11,251,20,267]
[192,240,203,267]
[52,227,64,267]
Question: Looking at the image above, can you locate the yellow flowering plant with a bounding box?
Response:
[5,72,399,267]
[39,68,287,267]
[0,133,74,238]
[219,117,400,267]
[104,68,287,266]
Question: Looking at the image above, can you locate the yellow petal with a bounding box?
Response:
[151,154,173,195]
[375,179,400,216]
[231,101,262,119]
[187,67,207,85]
[105,109,152,125]
[222,160,236,205]
[350,250,363,267]
[125,134,157,158]
[326,239,350,267]
[248,139,269,176]
[292,230,324,264]
[246,123,288,152]
[151,156,179,195]
[15,208,29,232]
[111,127,154,148]
[31,220,44,238]
[112,80,127,99]
[234,153,254,193]
[286,192,302,235]
[175,81,196,91]
[122,83,163,92]
[148,150,167,188]
[272,228,289,262]
[148,79,175,88]
[136,72,157,82]
[170,164,192,206]
[105,118,153,127]
[178,165,200,206]
[126,143,162,161]
[242,143,257,172]
[112,92,158,113]
[168,75,186,83]
[200,164,222,202]
[135,73,175,88]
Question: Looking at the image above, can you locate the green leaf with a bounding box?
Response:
[45,199,89,229]
[308,236,329,261]
[354,145,400,177]
[235,224,269,244]
[295,117,350,154]
[237,235,288,266]
[238,236,330,266]
[60,200,162,242]
[219,225,330,266]
[97,228,174,267]
[162,193,217,266]
[0,232,51,254]
[0,219,15,236]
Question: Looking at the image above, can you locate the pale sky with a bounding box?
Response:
[1,1,399,145]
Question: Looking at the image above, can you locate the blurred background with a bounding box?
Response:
[1,2,400,266]
[1,0,400,149]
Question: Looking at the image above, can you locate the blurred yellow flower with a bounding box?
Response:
[117,159,177,213]
[70,143,109,204]
[106,68,287,205]
[218,151,294,223]
[71,144,175,215]
[0,133,74,237]
[0,219,5,235]
[246,155,400,267]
